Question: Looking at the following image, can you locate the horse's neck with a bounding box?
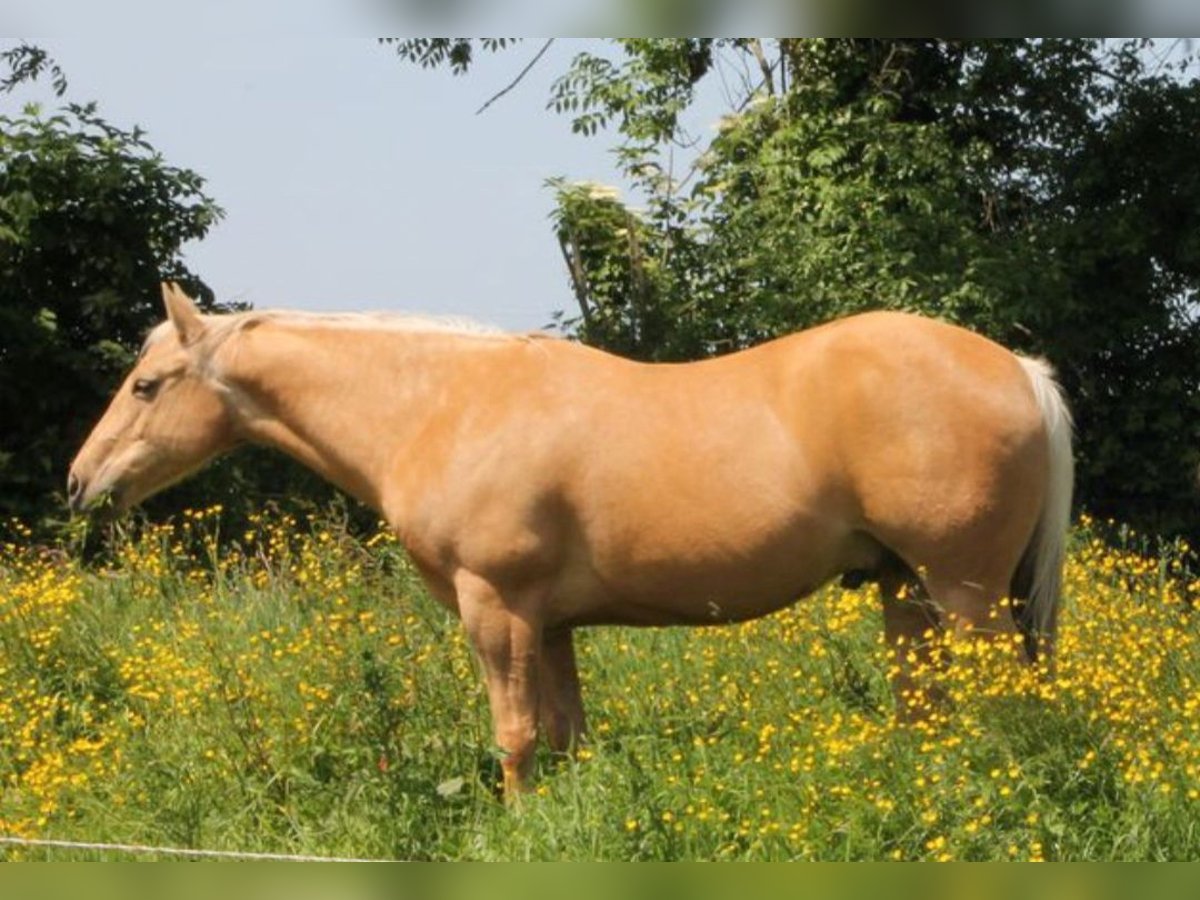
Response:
[218,322,461,511]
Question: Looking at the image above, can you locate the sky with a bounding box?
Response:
[4,36,725,332]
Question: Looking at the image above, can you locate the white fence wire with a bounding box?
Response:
[0,833,388,862]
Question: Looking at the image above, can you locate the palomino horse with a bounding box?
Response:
[69,284,1073,796]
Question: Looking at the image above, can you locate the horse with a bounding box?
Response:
[68,283,1073,797]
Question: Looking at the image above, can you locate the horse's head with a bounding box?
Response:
[67,283,239,513]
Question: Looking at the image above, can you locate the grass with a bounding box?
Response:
[0,507,1197,860]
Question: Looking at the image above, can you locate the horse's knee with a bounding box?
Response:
[498,719,538,757]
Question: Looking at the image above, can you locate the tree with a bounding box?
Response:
[390,38,1200,540]
[0,48,228,524]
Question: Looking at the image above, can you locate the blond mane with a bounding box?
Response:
[143,308,508,355]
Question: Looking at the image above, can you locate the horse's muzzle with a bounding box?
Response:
[67,471,83,513]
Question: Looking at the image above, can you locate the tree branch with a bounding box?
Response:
[747,39,775,95]
[557,226,593,327]
[1,43,68,96]
[476,38,555,115]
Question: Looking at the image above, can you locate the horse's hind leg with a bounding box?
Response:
[538,626,586,754]
[924,572,1028,662]
[881,568,1025,722]
[880,568,942,720]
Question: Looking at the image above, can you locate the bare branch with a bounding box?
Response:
[557,226,593,327]
[747,39,775,95]
[476,38,555,116]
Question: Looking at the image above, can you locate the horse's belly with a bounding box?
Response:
[551,515,878,628]
[556,559,825,627]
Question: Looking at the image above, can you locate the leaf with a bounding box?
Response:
[806,143,847,170]
[436,776,466,798]
[34,307,57,332]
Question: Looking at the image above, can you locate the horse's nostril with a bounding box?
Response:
[67,472,81,499]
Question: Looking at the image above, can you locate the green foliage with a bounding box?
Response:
[549,178,712,360]
[380,38,520,75]
[0,43,68,97]
[0,99,225,525]
[549,40,715,141]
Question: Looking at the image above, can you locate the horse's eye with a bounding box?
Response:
[132,378,160,400]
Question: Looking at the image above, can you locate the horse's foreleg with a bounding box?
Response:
[538,627,586,754]
[456,571,542,799]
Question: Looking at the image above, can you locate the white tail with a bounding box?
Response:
[1015,356,1075,658]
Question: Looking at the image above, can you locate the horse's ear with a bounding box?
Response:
[161,282,205,346]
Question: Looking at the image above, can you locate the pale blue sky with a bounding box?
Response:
[5,37,728,331]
